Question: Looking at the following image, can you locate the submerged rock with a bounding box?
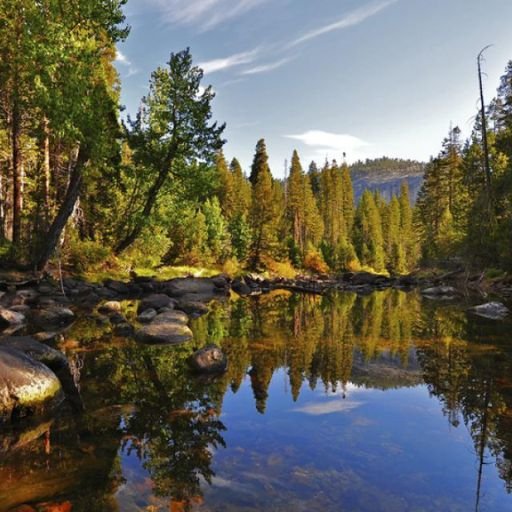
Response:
[0,347,64,423]
[188,345,227,374]
[468,302,510,320]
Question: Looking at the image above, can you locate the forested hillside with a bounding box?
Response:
[0,1,511,277]
[350,158,425,203]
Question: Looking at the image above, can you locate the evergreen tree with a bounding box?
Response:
[249,139,277,268]
[399,181,417,270]
[354,190,385,272]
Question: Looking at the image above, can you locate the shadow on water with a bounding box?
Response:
[1,289,512,511]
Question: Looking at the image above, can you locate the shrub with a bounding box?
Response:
[303,249,329,274]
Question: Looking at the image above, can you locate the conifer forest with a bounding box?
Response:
[1,2,512,512]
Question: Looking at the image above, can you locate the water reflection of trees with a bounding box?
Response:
[193,290,512,496]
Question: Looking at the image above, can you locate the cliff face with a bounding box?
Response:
[350,158,425,203]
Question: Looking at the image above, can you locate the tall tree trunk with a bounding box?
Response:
[42,116,51,227]
[114,161,172,255]
[11,100,22,246]
[34,145,88,271]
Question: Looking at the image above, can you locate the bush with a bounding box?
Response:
[303,249,329,274]
[65,238,110,272]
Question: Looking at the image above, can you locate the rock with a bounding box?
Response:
[0,346,64,423]
[232,278,251,296]
[468,302,510,320]
[33,331,61,343]
[31,306,75,329]
[138,293,174,314]
[212,276,230,289]
[421,286,459,297]
[113,322,134,337]
[0,307,26,327]
[137,308,157,323]
[95,287,118,299]
[151,310,189,325]
[135,323,193,345]
[104,279,130,295]
[9,305,31,314]
[15,289,39,304]
[188,345,227,374]
[162,278,216,298]
[0,337,68,371]
[97,301,122,314]
[37,284,57,295]
[0,336,82,411]
[177,301,209,318]
[108,312,127,325]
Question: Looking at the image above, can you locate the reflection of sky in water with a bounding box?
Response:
[115,369,512,512]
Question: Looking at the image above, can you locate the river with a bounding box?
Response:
[1,289,511,511]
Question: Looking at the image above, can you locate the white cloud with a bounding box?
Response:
[115,50,130,65]
[293,399,362,416]
[289,0,398,47]
[115,49,139,77]
[286,130,370,161]
[198,48,260,74]
[240,57,293,76]
[146,0,269,30]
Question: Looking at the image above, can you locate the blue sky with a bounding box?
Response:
[116,0,512,178]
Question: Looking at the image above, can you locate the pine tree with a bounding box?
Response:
[354,190,385,272]
[249,139,277,268]
[215,151,235,219]
[399,181,417,270]
[386,196,406,275]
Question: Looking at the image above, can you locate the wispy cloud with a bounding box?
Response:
[293,399,362,416]
[146,0,269,30]
[115,49,139,77]
[198,48,260,74]
[241,57,293,76]
[286,130,370,160]
[289,0,397,47]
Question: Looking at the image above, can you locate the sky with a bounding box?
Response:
[115,0,512,178]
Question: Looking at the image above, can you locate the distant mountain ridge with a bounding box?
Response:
[350,157,425,203]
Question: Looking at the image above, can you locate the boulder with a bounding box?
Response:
[0,346,64,423]
[104,279,130,295]
[0,336,82,411]
[177,301,209,318]
[421,286,459,297]
[0,307,26,327]
[212,276,229,289]
[468,302,510,320]
[151,310,189,325]
[31,306,75,329]
[138,294,174,314]
[97,301,122,315]
[188,345,227,374]
[137,308,157,323]
[162,278,216,299]
[113,322,134,337]
[232,278,251,296]
[135,323,193,345]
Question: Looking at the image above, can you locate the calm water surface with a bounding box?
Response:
[1,290,512,511]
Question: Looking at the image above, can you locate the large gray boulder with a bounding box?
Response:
[0,346,64,423]
[151,309,189,325]
[468,302,510,320]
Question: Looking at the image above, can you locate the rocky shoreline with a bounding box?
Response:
[0,269,510,427]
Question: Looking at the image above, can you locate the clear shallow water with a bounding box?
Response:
[1,290,512,511]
